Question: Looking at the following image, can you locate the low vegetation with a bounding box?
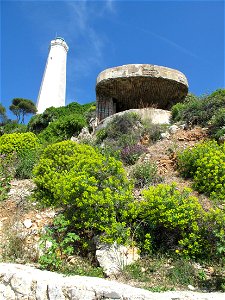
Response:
[0,89,225,292]
[95,112,165,164]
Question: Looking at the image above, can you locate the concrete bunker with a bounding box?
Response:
[96,64,188,121]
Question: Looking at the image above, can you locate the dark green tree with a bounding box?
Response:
[9,98,37,123]
[0,104,7,125]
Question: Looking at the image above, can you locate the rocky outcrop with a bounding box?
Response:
[0,263,224,300]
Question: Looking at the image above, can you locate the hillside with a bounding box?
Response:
[0,90,225,297]
[0,126,224,293]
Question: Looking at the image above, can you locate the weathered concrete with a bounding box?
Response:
[96,64,188,121]
[0,263,224,300]
[96,108,171,131]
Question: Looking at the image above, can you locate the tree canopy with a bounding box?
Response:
[9,98,37,123]
[0,104,7,125]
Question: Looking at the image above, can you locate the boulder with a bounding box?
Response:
[168,124,179,134]
[95,241,140,276]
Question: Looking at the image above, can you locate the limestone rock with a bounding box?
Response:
[0,263,224,300]
[23,219,33,229]
[168,124,179,134]
[78,127,92,140]
[71,127,93,143]
[160,131,170,139]
[95,241,140,276]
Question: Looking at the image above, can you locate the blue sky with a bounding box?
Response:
[1,0,224,121]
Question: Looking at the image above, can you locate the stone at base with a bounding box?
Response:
[95,241,140,276]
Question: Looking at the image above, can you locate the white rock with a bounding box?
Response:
[179,123,187,130]
[23,219,33,229]
[0,263,224,300]
[95,241,140,276]
[168,124,179,134]
[188,285,196,291]
[160,131,170,139]
[0,283,15,300]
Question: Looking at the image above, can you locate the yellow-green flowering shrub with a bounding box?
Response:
[177,140,219,178]
[0,132,40,179]
[33,141,133,249]
[0,132,39,156]
[178,141,225,200]
[205,208,225,261]
[129,184,208,258]
[194,146,225,200]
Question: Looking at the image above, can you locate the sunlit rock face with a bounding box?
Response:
[96,64,188,121]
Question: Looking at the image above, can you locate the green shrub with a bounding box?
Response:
[171,94,202,125]
[205,208,225,261]
[121,144,147,165]
[0,153,16,201]
[28,102,95,134]
[95,128,107,144]
[0,132,39,156]
[128,184,207,258]
[38,114,86,144]
[166,259,196,286]
[0,132,40,179]
[131,161,163,188]
[95,113,164,161]
[33,141,133,249]
[178,141,225,201]
[209,108,225,140]
[15,148,40,179]
[106,112,142,139]
[177,140,219,178]
[171,89,225,127]
[142,122,168,143]
[0,121,27,135]
[39,214,80,271]
[96,112,143,148]
[171,102,186,123]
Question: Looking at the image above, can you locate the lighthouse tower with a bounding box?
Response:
[36,37,69,114]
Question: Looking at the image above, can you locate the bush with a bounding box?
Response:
[121,144,147,165]
[142,122,167,143]
[0,153,16,201]
[178,140,225,201]
[177,140,219,178]
[95,112,164,162]
[171,89,225,127]
[15,148,40,179]
[38,114,86,144]
[128,184,207,258]
[39,214,80,271]
[0,121,27,135]
[33,141,133,249]
[205,208,225,261]
[95,112,143,148]
[131,161,163,188]
[28,102,95,134]
[0,132,40,179]
[0,132,39,156]
[106,112,142,139]
[209,108,225,140]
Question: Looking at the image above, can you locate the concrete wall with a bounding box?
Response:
[96,108,171,131]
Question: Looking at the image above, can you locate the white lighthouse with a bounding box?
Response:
[36,37,69,114]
